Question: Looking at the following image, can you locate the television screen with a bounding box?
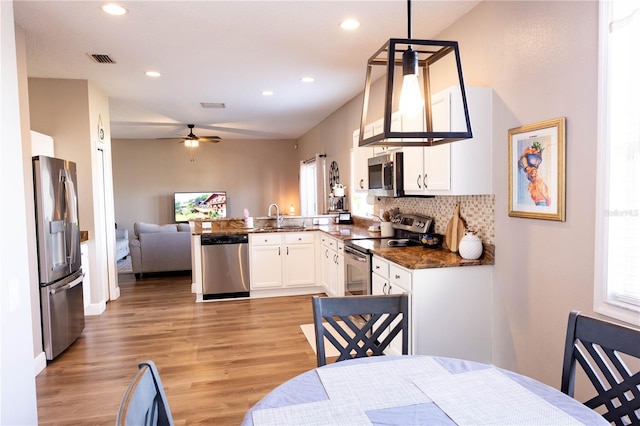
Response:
[174,191,227,222]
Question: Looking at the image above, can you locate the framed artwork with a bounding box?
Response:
[508,117,566,221]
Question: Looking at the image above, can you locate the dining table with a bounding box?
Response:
[242,355,608,426]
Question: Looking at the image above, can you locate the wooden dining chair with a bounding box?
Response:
[116,360,174,426]
[561,310,640,426]
[311,294,409,367]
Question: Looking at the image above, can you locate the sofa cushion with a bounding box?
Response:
[134,222,178,237]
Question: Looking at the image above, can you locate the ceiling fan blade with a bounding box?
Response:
[198,136,221,143]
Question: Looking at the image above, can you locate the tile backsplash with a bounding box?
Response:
[375,195,495,245]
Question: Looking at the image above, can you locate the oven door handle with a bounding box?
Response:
[344,246,369,261]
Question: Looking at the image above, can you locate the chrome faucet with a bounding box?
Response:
[267,203,282,227]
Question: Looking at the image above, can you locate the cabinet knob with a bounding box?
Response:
[375,265,380,269]
[359,179,364,189]
[395,274,400,279]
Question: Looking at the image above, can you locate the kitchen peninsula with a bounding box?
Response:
[189,216,494,362]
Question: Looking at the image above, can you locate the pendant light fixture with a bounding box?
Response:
[359,0,473,147]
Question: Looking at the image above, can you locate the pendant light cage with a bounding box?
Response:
[359,38,473,147]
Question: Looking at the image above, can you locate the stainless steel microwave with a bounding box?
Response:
[368,151,404,197]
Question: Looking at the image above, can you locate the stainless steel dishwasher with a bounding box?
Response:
[201,234,250,300]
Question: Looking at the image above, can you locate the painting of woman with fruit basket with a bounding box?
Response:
[508,118,566,221]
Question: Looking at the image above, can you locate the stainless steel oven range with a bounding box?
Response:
[343,213,434,296]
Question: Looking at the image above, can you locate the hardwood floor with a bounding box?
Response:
[36,272,319,425]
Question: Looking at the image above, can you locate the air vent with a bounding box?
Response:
[200,102,226,109]
[89,54,116,64]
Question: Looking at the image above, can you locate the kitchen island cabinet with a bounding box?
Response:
[372,254,492,364]
[249,232,321,298]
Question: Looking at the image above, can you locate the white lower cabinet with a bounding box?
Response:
[249,232,318,296]
[371,257,411,356]
[372,255,492,363]
[319,234,344,296]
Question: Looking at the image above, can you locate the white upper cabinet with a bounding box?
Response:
[351,128,372,192]
[372,113,402,156]
[402,86,493,196]
[402,92,451,194]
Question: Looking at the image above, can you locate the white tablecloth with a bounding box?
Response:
[242,355,607,426]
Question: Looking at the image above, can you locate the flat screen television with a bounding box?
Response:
[174,191,227,222]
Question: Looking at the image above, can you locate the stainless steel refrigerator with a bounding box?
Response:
[33,155,85,360]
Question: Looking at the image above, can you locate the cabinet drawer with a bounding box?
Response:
[321,236,337,249]
[250,233,281,246]
[284,232,314,245]
[389,264,411,292]
[372,256,389,279]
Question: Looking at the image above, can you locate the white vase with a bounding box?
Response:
[459,231,483,260]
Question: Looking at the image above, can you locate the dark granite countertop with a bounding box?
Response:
[191,221,494,270]
[370,244,494,270]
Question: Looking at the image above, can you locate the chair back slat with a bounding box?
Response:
[312,294,409,367]
[116,360,174,426]
[561,310,640,426]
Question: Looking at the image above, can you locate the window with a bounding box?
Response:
[594,0,640,326]
[300,155,326,216]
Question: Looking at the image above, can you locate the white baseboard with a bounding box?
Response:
[85,300,106,316]
[34,352,47,376]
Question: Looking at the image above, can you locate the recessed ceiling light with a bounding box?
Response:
[301,76,315,83]
[261,90,274,96]
[101,3,128,16]
[340,19,360,30]
[145,71,161,77]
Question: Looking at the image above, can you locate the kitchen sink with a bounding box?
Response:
[255,226,306,232]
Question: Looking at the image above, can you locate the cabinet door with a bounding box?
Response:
[250,245,282,289]
[372,113,402,155]
[386,281,410,356]
[328,250,339,296]
[284,244,316,287]
[334,252,345,297]
[449,86,493,195]
[423,91,451,192]
[321,246,332,294]
[352,130,371,191]
[371,272,389,295]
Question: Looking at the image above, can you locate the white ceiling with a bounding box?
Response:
[14,0,479,141]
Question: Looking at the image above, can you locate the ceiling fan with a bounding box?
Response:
[159,124,221,146]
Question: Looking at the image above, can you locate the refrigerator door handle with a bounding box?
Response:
[62,171,79,265]
[49,274,83,294]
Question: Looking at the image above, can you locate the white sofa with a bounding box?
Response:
[129,222,192,278]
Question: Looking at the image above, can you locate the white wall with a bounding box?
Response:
[299,0,606,392]
[439,0,600,388]
[0,1,39,423]
[111,138,300,234]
